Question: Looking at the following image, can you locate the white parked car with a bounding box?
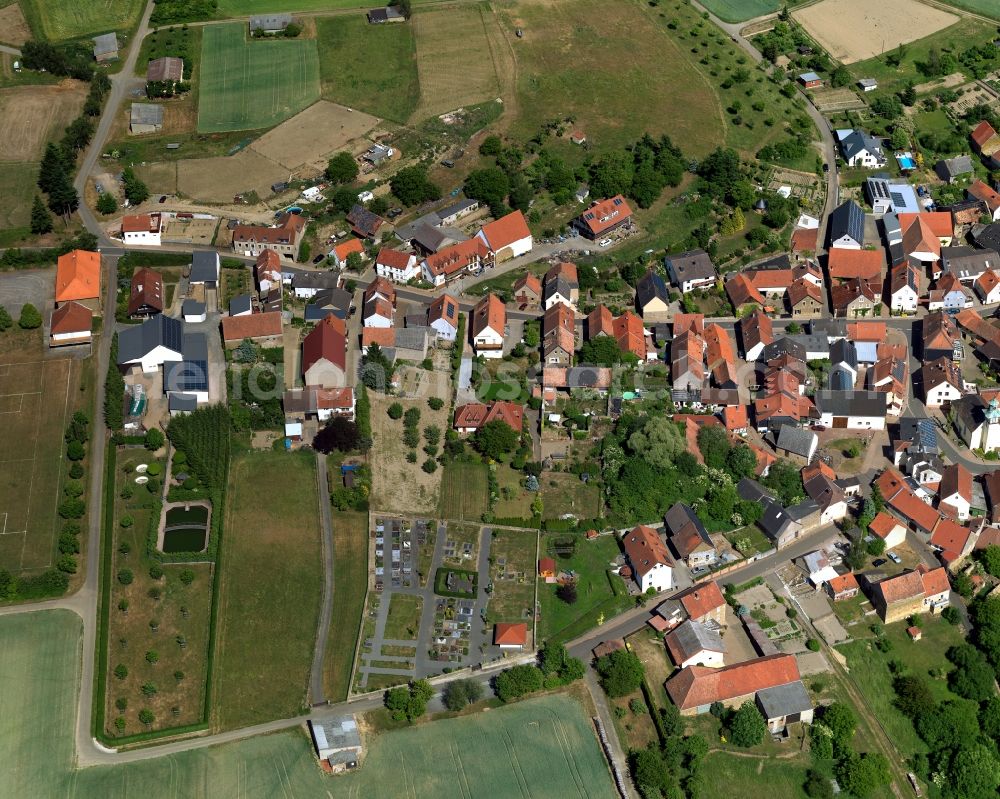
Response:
[598,237,612,247]
[887,551,901,564]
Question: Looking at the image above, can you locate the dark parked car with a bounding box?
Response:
[158,195,167,203]
[387,208,403,219]
[312,254,326,264]
[872,558,887,568]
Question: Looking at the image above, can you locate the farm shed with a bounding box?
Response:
[130,103,164,135]
[93,33,118,62]
[249,13,293,33]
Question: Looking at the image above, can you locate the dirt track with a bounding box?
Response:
[794,0,958,63]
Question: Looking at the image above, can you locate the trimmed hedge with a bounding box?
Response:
[491,516,542,529]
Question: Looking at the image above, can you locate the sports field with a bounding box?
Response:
[0,347,74,573]
[213,450,323,729]
[197,23,320,134]
[19,0,144,40]
[317,15,419,123]
[0,610,613,799]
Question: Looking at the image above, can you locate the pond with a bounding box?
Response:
[162,527,207,553]
[162,505,209,553]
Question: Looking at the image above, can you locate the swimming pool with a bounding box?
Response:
[896,152,916,170]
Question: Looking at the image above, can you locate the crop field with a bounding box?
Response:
[438,460,489,520]
[19,0,144,40]
[323,508,368,702]
[213,450,323,730]
[936,0,1000,18]
[793,0,959,64]
[505,0,724,158]
[412,4,501,119]
[0,617,612,799]
[0,2,31,46]
[317,15,419,123]
[0,162,37,232]
[0,347,74,574]
[0,83,87,162]
[197,23,320,134]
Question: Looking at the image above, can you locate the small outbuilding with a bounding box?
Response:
[308,716,362,773]
[147,56,184,83]
[129,103,164,135]
[249,13,293,33]
[93,33,118,62]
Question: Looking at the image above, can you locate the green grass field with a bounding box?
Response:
[936,0,1000,18]
[0,613,612,799]
[384,593,422,640]
[847,18,995,95]
[700,750,810,796]
[837,616,965,758]
[0,161,38,233]
[213,451,323,729]
[438,460,489,521]
[317,15,419,123]
[19,0,144,40]
[541,473,602,520]
[538,533,630,644]
[323,508,368,702]
[694,0,782,23]
[197,23,320,133]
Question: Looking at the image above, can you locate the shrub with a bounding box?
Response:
[428,397,444,411]
[145,650,159,664]
[57,554,77,573]
[67,440,86,461]
[69,462,85,479]
[422,459,438,474]
[806,638,821,652]
[18,303,41,329]
[149,563,163,580]
[145,428,165,451]
[145,463,162,477]
[179,569,194,585]
[114,663,128,680]
[117,569,133,585]
[388,402,403,420]
[120,515,134,528]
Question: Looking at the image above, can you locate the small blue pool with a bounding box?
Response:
[896,152,916,170]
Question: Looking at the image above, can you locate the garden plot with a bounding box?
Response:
[793,0,958,64]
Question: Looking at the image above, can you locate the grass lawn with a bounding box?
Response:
[213,450,323,729]
[610,687,660,752]
[383,594,422,640]
[0,161,37,234]
[438,460,488,521]
[540,473,602,520]
[836,616,966,759]
[103,450,213,737]
[830,593,871,626]
[628,629,673,709]
[847,18,995,96]
[19,0,143,39]
[197,23,320,133]
[323,509,368,703]
[485,528,537,626]
[726,525,772,556]
[0,616,613,799]
[694,0,783,23]
[935,0,1000,19]
[538,533,630,644]
[494,462,535,518]
[317,15,419,123]
[699,750,810,797]
[912,109,953,134]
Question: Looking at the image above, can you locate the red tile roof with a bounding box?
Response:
[513,273,541,297]
[897,212,953,241]
[121,213,161,234]
[333,238,365,262]
[453,401,523,432]
[427,293,459,328]
[472,293,505,337]
[827,572,859,596]
[613,311,646,360]
[972,120,1000,151]
[493,622,527,646]
[479,210,531,249]
[55,249,101,303]
[940,462,973,504]
[361,327,395,348]
[666,653,800,710]
[622,525,673,578]
[221,310,283,342]
[723,405,748,431]
[969,179,1000,213]
[741,309,773,353]
[902,216,942,259]
[233,212,304,245]
[576,195,633,237]
[874,565,949,605]
[827,248,883,281]
[787,277,823,308]
[50,301,92,335]
[790,227,818,253]
[876,467,942,534]
[302,314,347,373]
[704,323,736,385]
[930,519,972,556]
[846,321,886,342]
[676,581,726,621]
[587,304,615,338]
[376,248,413,269]
[424,237,490,278]
[869,512,903,540]
[673,313,704,335]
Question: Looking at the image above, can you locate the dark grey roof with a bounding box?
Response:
[304,288,351,321]
[787,333,830,357]
[828,200,865,247]
[347,204,385,237]
[664,502,712,549]
[759,502,796,541]
[953,394,989,435]
[830,338,858,370]
[436,199,478,219]
[756,681,812,720]
[182,299,205,315]
[941,246,1000,280]
[811,318,846,341]
[737,478,775,504]
[665,249,716,285]
[190,251,219,283]
[130,103,163,126]
[775,425,817,459]
[972,223,1000,252]
[761,337,806,363]
[293,271,340,290]
[668,620,725,659]
[118,314,183,364]
[163,333,208,393]
[393,327,429,352]
[786,498,821,522]
[544,275,575,303]
[935,155,974,181]
[840,130,882,161]
[229,294,253,316]
[755,254,792,270]
[168,393,198,412]
[815,390,886,418]
[636,270,669,307]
